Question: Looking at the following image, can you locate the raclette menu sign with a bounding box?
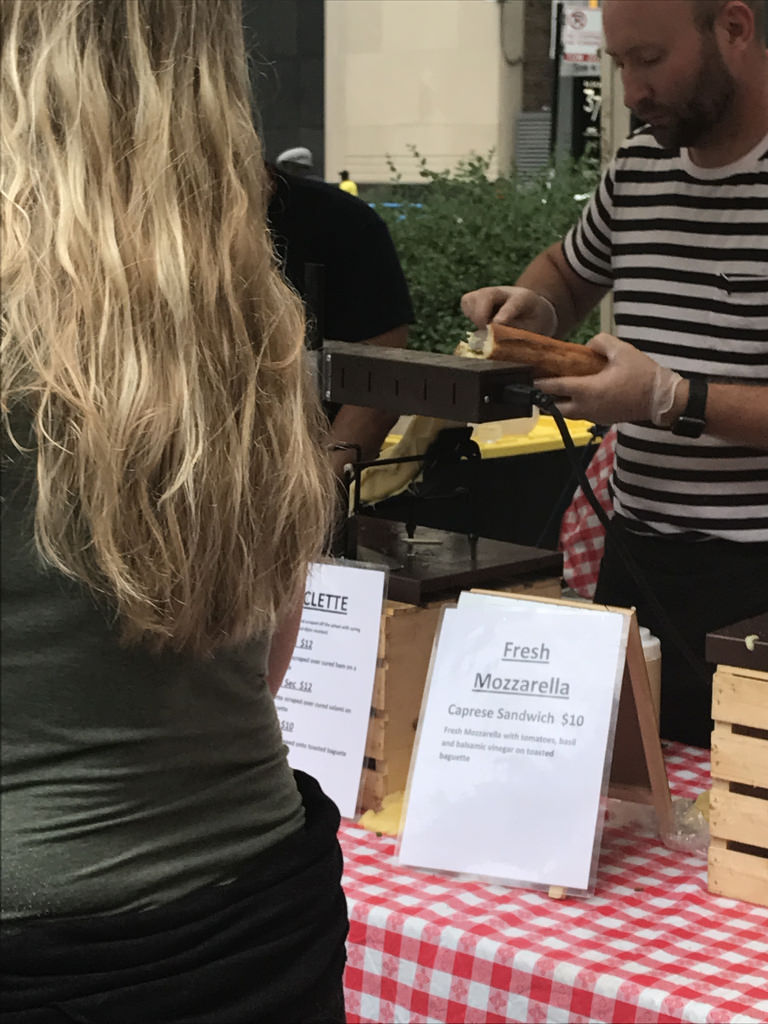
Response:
[275,560,386,818]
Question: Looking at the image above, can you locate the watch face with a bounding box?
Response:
[672,377,707,438]
[672,415,705,438]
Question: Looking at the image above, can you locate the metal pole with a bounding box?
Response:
[549,0,562,157]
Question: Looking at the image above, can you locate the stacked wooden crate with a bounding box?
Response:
[706,614,768,908]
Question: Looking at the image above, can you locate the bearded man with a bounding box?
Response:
[462,0,768,748]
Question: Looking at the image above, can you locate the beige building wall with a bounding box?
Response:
[324,0,524,183]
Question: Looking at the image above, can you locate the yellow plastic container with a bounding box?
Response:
[384,414,595,460]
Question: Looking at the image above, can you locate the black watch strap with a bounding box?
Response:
[672,377,708,438]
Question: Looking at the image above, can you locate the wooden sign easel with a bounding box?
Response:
[471,589,674,894]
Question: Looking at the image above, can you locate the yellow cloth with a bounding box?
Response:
[354,338,480,506]
[357,415,462,505]
[339,179,359,196]
[358,791,405,836]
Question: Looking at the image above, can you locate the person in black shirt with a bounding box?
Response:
[268,167,414,472]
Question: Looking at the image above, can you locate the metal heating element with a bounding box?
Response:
[322,341,534,423]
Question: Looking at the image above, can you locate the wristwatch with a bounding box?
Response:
[672,377,708,438]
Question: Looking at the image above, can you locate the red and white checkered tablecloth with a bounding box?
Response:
[340,743,768,1024]
[559,427,616,600]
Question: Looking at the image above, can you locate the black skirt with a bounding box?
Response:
[1,771,349,1024]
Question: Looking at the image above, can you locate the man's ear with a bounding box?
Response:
[716,0,757,51]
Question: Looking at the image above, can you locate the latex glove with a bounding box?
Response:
[460,286,558,336]
[535,333,680,425]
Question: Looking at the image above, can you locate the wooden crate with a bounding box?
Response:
[360,576,561,812]
[496,576,563,601]
[361,600,442,813]
[708,664,768,908]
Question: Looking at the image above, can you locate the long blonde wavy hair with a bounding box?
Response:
[1,0,334,655]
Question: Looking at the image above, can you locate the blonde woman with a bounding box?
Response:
[1,1,346,1020]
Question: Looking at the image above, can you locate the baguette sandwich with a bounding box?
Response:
[468,322,606,377]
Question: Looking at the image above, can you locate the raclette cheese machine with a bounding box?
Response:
[322,341,534,424]
[321,341,542,567]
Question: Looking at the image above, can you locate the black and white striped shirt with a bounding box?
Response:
[563,128,768,543]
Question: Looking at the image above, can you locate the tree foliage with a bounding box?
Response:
[373,148,601,353]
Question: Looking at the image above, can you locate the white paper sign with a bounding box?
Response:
[275,561,386,818]
[398,597,628,891]
[562,3,602,63]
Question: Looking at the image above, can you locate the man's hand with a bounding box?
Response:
[460,286,558,336]
[535,333,661,424]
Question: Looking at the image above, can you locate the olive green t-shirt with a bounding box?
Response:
[1,436,304,921]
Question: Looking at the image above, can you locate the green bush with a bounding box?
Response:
[373,148,601,353]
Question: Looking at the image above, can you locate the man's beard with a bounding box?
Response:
[638,39,736,150]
